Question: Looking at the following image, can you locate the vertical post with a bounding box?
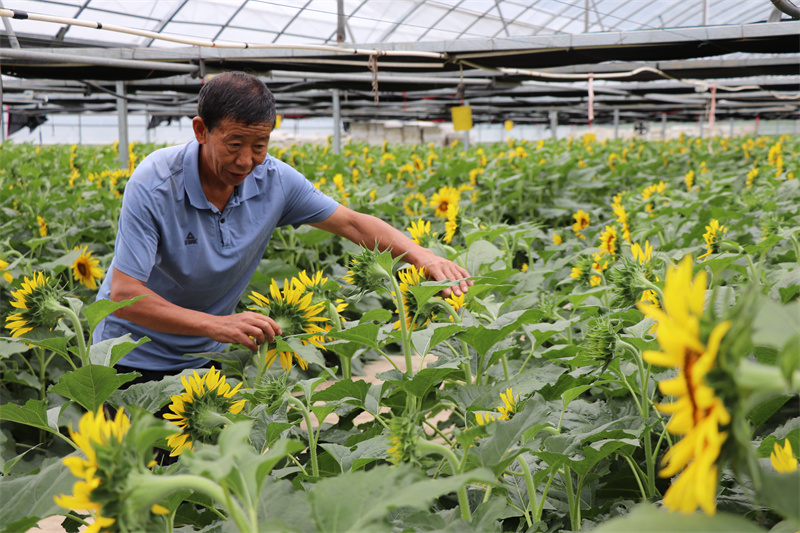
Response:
[698,113,704,138]
[78,113,82,145]
[549,110,558,139]
[584,0,590,32]
[336,0,346,43]
[116,81,129,168]
[332,88,341,155]
[729,116,734,137]
[661,113,667,138]
[775,119,780,136]
[794,119,798,135]
[702,0,710,25]
[613,108,620,139]
[0,73,5,143]
[145,115,150,144]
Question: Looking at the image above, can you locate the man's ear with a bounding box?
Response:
[192,116,208,144]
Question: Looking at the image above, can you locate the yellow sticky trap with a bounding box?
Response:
[504,120,514,131]
[275,115,282,129]
[451,106,473,131]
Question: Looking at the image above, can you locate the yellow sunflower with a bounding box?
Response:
[429,186,460,219]
[638,256,732,515]
[163,367,246,456]
[552,233,563,245]
[476,387,519,425]
[770,439,798,473]
[407,219,434,245]
[36,215,48,237]
[443,203,460,244]
[0,258,13,284]
[572,209,590,239]
[5,271,63,338]
[248,278,329,371]
[595,226,617,257]
[72,246,105,290]
[698,219,728,260]
[55,407,131,533]
[394,265,430,331]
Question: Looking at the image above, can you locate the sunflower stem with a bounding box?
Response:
[54,303,87,366]
[620,452,649,501]
[415,439,471,523]
[517,457,537,528]
[388,274,414,377]
[286,395,319,478]
[326,301,350,380]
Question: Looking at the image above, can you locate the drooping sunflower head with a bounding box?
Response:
[163,367,246,457]
[443,203,461,245]
[429,185,460,219]
[72,246,105,290]
[343,247,393,293]
[5,271,65,338]
[36,215,48,237]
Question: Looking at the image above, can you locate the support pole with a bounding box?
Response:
[702,0,710,25]
[78,113,82,145]
[116,81,129,168]
[698,113,704,138]
[0,71,5,143]
[584,0,590,32]
[661,113,667,138]
[794,119,798,135]
[549,110,558,139]
[336,0,346,43]
[613,108,619,139]
[730,117,734,137]
[332,88,341,154]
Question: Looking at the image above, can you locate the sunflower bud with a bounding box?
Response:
[580,316,619,364]
[344,247,393,293]
[387,415,422,465]
[607,256,658,308]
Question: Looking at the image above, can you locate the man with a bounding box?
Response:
[94,71,471,379]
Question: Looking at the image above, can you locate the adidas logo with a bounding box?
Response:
[185,232,198,245]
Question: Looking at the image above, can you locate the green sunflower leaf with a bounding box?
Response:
[0,399,59,434]
[590,503,767,532]
[49,365,138,412]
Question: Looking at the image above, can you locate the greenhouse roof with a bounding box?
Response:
[1,0,798,123]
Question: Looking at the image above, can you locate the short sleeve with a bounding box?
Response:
[277,163,339,228]
[113,176,160,282]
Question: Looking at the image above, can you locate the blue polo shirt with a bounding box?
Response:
[94,140,339,371]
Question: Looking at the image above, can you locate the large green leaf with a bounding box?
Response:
[308,464,495,533]
[756,469,800,523]
[88,334,150,367]
[312,379,371,405]
[410,323,466,356]
[1,330,71,360]
[591,503,767,532]
[50,365,138,412]
[397,367,461,399]
[0,399,60,434]
[325,323,381,351]
[0,457,76,533]
[457,308,542,357]
[319,436,388,472]
[83,296,148,336]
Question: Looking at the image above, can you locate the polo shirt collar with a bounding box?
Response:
[183,139,265,208]
[183,140,211,210]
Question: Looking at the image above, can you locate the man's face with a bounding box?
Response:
[193,116,272,187]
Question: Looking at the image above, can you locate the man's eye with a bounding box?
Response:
[228,144,241,150]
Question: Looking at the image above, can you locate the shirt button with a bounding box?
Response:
[220,218,225,223]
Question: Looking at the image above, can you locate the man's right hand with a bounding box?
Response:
[207,312,282,352]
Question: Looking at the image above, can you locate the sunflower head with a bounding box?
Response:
[163,367,246,457]
[248,278,327,343]
[572,209,591,235]
[343,247,393,293]
[387,415,422,465]
[394,265,434,331]
[580,316,619,364]
[698,219,728,260]
[72,246,105,290]
[407,219,438,247]
[5,271,65,338]
[403,192,428,216]
[443,203,461,245]
[429,186,460,219]
[607,254,659,308]
[570,256,595,286]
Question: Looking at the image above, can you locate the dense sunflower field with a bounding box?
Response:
[0,134,798,533]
